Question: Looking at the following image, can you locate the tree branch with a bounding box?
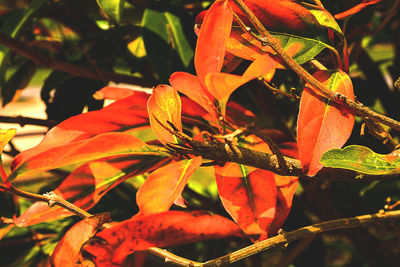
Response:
[0,32,154,87]
[231,0,400,133]
[202,210,400,266]
[167,139,400,182]
[0,115,58,128]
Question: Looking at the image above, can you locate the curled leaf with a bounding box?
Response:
[147,85,182,145]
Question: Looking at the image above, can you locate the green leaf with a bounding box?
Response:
[321,145,400,175]
[0,0,47,102]
[142,9,194,81]
[96,0,125,22]
[164,12,194,67]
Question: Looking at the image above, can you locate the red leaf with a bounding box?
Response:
[84,211,243,265]
[215,163,277,240]
[269,175,298,236]
[8,133,160,182]
[195,0,233,86]
[297,70,354,176]
[50,214,110,267]
[137,157,202,215]
[11,91,150,171]
[334,0,382,20]
[14,157,167,226]
[147,85,182,145]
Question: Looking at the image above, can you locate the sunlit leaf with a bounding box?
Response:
[297,70,354,176]
[137,157,202,214]
[0,128,16,155]
[195,0,233,86]
[84,211,243,265]
[8,133,163,182]
[321,145,400,175]
[206,54,276,115]
[11,91,151,170]
[147,85,182,145]
[50,214,110,267]
[96,0,125,22]
[14,156,167,226]
[169,72,218,120]
[93,86,135,100]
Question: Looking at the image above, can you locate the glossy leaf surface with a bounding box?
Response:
[8,133,162,182]
[137,157,202,214]
[297,70,354,176]
[321,145,400,175]
[96,0,125,22]
[50,214,110,267]
[195,0,232,85]
[14,156,166,226]
[11,91,151,170]
[147,85,182,144]
[206,54,276,115]
[84,211,243,265]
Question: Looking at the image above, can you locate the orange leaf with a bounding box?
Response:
[297,70,354,176]
[215,163,276,240]
[11,91,151,171]
[206,54,276,115]
[169,72,217,119]
[93,86,136,100]
[83,211,243,265]
[147,85,182,145]
[14,157,167,226]
[195,0,233,86]
[8,133,160,182]
[50,214,110,267]
[137,157,202,214]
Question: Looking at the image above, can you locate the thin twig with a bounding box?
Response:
[0,115,58,128]
[202,210,400,266]
[231,0,400,132]
[0,32,154,87]
[0,184,200,267]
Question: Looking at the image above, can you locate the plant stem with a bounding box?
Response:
[231,0,400,132]
[202,210,400,266]
[0,115,58,128]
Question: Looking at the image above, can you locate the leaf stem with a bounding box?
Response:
[230,0,400,132]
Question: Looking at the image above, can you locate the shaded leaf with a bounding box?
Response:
[142,9,194,81]
[147,85,182,145]
[96,0,125,22]
[195,0,233,86]
[50,214,110,267]
[297,70,354,176]
[8,133,163,182]
[321,145,400,175]
[215,163,276,240]
[137,157,202,214]
[84,211,243,265]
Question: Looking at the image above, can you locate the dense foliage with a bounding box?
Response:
[1,0,400,266]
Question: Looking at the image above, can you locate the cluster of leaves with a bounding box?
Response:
[1,0,400,266]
